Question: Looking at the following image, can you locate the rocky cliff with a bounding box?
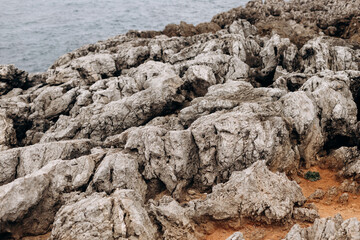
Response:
[1,0,360,239]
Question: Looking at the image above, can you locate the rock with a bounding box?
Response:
[338,193,349,204]
[0,149,19,185]
[300,37,359,74]
[226,232,245,240]
[119,126,198,199]
[1,0,360,239]
[0,153,100,237]
[0,109,17,150]
[189,91,297,188]
[0,139,95,186]
[50,190,157,240]
[192,161,306,223]
[321,147,360,170]
[339,179,360,194]
[300,72,357,143]
[326,186,338,200]
[149,196,198,240]
[40,64,185,142]
[91,151,147,200]
[308,189,326,201]
[280,91,323,165]
[283,214,360,240]
[0,65,28,95]
[293,208,319,223]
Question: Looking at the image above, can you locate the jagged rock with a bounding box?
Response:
[149,196,198,240]
[0,65,28,95]
[0,139,95,185]
[1,1,360,239]
[300,37,359,74]
[300,71,357,144]
[0,153,101,237]
[192,161,306,223]
[280,91,323,165]
[0,109,17,151]
[321,147,360,170]
[50,190,157,240]
[283,214,360,240]
[308,189,326,201]
[293,208,319,223]
[117,126,198,199]
[189,92,297,187]
[339,179,360,194]
[91,152,147,200]
[40,63,185,142]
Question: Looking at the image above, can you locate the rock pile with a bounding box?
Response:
[0,0,360,239]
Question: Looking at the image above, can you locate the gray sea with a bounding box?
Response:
[0,0,249,73]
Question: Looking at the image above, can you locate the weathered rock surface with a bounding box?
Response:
[0,0,360,239]
[284,214,360,240]
[0,153,102,237]
[192,161,307,223]
[50,190,157,240]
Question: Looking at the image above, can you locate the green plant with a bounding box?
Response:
[304,171,321,182]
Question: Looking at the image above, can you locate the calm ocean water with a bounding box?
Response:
[0,0,248,73]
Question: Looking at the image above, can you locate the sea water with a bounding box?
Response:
[0,0,248,73]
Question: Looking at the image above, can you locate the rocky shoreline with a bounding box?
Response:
[1,0,360,239]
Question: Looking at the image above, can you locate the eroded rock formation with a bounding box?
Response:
[0,0,360,239]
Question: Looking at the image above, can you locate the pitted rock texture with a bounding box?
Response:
[283,214,360,240]
[0,0,360,239]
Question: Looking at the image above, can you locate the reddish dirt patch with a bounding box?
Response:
[299,166,360,220]
[21,232,51,240]
[205,220,311,240]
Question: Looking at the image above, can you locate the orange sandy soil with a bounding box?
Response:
[299,166,360,220]
[205,167,360,240]
[21,232,51,240]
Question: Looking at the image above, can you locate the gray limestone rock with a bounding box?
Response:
[192,161,307,223]
[50,190,157,240]
[0,139,95,186]
[283,214,360,240]
[0,153,100,237]
[91,151,147,200]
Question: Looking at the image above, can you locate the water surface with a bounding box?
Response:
[0,0,248,72]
